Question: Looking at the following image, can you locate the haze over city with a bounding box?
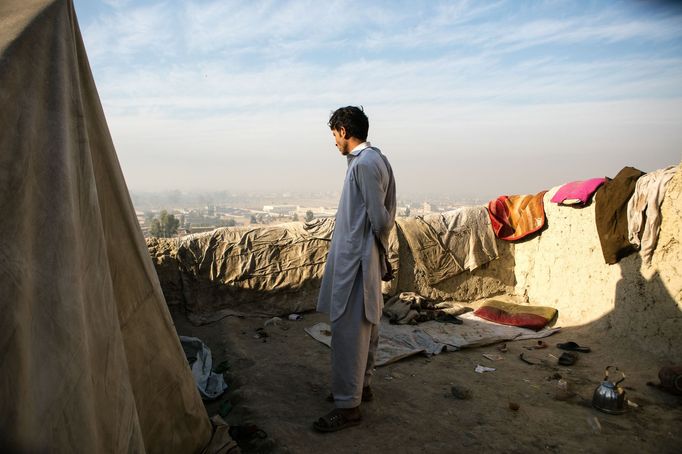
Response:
[74,0,682,200]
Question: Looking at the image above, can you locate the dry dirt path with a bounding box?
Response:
[171,308,681,454]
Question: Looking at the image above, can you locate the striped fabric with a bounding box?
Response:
[487,191,548,241]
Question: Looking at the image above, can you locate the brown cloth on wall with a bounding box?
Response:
[0,1,212,452]
[595,166,645,264]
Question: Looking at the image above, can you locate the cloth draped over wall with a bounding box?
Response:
[0,1,211,452]
[594,166,645,264]
[487,191,548,241]
[395,206,499,286]
[550,178,606,206]
[147,218,335,324]
[148,208,502,322]
[627,165,677,265]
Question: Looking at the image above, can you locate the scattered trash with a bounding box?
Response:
[264,317,282,327]
[482,353,504,361]
[587,416,602,434]
[254,328,268,339]
[627,400,639,408]
[384,375,394,381]
[555,379,571,401]
[451,384,472,400]
[475,364,496,373]
[524,340,548,350]
[508,402,520,411]
[288,313,303,321]
[496,343,508,353]
[180,336,228,400]
[519,353,544,365]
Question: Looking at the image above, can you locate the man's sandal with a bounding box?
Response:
[326,386,373,403]
[313,408,362,433]
[556,341,591,353]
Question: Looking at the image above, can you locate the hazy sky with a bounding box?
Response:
[73,0,682,199]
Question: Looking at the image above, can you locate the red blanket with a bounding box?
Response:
[487,191,547,241]
[474,300,558,331]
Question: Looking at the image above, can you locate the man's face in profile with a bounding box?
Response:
[332,128,350,155]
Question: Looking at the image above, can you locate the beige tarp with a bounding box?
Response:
[148,218,335,324]
[396,207,499,286]
[0,1,211,452]
[148,208,512,325]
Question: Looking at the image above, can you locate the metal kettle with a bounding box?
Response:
[592,366,627,415]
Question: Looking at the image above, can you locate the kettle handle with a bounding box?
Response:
[604,365,626,385]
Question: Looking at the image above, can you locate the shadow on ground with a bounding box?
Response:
[170,264,682,454]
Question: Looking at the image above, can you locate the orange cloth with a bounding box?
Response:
[487,191,548,241]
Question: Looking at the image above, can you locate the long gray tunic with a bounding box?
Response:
[317,145,396,324]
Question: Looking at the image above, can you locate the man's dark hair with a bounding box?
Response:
[328,106,369,141]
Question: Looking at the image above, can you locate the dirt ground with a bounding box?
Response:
[170,307,681,454]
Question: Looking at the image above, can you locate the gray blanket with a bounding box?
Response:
[306,312,560,366]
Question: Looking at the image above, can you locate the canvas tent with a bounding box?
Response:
[0,1,214,452]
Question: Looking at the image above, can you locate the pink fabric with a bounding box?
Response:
[551,178,606,205]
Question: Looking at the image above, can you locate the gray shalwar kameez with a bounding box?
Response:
[317,143,397,408]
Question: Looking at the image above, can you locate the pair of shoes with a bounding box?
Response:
[326,386,373,403]
[558,352,577,366]
[557,341,591,353]
[313,408,362,433]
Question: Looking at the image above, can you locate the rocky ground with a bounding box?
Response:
[170,307,682,454]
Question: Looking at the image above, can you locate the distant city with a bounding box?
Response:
[132,190,488,238]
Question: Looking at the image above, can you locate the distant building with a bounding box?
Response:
[263,205,297,216]
[295,206,337,219]
[187,226,218,234]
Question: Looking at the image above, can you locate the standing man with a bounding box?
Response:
[313,106,396,432]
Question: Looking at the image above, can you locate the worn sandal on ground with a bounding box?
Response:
[558,352,577,366]
[326,386,373,403]
[313,408,362,433]
[519,353,544,365]
[556,341,591,353]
